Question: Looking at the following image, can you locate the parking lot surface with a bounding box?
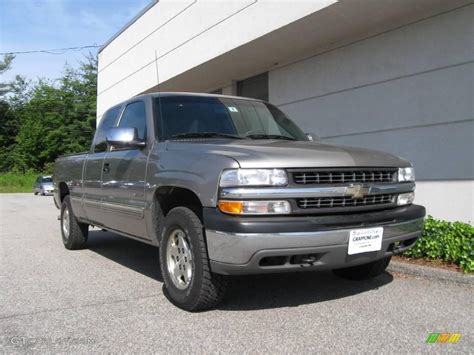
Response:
[1,194,472,353]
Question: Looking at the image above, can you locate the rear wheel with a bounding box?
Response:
[332,256,391,280]
[60,195,88,250]
[159,207,227,311]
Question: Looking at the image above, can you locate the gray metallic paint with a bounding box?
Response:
[209,229,422,275]
[165,139,411,169]
[206,218,424,265]
[220,182,415,199]
[53,93,422,268]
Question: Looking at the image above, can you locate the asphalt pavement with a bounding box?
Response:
[1,194,472,353]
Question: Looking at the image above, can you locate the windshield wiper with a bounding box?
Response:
[171,132,244,140]
[246,134,296,141]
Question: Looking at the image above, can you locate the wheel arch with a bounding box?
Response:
[58,182,70,202]
[154,185,203,219]
[150,185,204,246]
[54,181,70,208]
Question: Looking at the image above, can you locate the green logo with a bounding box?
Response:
[426,333,461,344]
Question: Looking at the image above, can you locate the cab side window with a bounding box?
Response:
[118,101,147,141]
[92,106,121,153]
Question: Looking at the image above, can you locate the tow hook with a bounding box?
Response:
[301,256,318,264]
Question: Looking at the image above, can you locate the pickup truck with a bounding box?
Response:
[53,92,425,311]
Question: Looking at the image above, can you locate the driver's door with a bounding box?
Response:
[100,100,150,239]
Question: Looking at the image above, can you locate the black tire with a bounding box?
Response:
[159,207,227,311]
[34,191,38,195]
[332,256,392,280]
[60,195,88,250]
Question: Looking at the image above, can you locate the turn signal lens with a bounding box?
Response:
[218,200,291,215]
[218,200,243,214]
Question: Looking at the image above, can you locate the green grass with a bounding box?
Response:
[0,171,41,193]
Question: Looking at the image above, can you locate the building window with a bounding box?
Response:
[237,72,268,101]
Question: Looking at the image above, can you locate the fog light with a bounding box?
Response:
[218,200,291,215]
[397,192,415,206]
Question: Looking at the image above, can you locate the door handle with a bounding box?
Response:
[103,163,110,173]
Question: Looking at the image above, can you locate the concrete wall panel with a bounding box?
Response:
[279,62,473,138]
[322,120,474,180]
[269,5,473,221]
[269,6,474,105]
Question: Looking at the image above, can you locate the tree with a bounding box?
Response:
[0,54,15,98]
[10,54,98,172]
[0,54,19,171]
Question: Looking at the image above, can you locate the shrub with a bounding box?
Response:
[403,216,473,273]
[0,171,40,193]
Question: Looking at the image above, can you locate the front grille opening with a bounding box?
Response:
[388,237,418,253]
[402,238,418,248]
[259,256,287,267]
[289,254,321,265]
[293,169,397,184]
[297,194,395,209]
[259,254,323,267]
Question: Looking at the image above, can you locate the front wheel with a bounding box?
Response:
[60,195,88,250]
[332,256,392,280]
[159,207,227,311]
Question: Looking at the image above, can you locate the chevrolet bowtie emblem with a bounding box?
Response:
[346,184,370,200]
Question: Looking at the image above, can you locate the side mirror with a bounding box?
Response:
[305,132,320,142]
[106,127,146,148]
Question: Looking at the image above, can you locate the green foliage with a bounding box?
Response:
[0,53,97,173]
[0,54,15,97]
[404,216,474,273]
[0,171,39,193]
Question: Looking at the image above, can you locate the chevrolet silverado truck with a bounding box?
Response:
[53,92,425,311]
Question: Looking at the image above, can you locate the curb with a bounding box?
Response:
[388,260,474,285]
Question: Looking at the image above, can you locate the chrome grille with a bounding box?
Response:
[293,169,397,184]
[297,194,395,209]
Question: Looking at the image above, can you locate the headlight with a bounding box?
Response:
[397,192,415,206]
[398,167,415,182]
[218,200,291,215]
[220,169,288,187]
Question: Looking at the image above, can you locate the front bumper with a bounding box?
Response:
[203,204,425,275]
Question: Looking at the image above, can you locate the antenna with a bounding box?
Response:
[154,50,165,140]
[154,50,160,86]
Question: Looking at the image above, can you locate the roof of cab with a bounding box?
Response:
[104,92,264,113]
[136,92,263,102]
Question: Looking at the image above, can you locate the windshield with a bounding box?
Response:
[42,177,53,183]
[155,96,308,141]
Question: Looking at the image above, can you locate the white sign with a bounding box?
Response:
[348,227,383,255]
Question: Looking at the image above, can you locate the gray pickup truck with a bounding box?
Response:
[53,92,425,311]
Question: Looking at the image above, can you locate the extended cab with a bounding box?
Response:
[53,93,425,311]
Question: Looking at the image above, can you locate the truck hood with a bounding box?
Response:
[165,139,409,168]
